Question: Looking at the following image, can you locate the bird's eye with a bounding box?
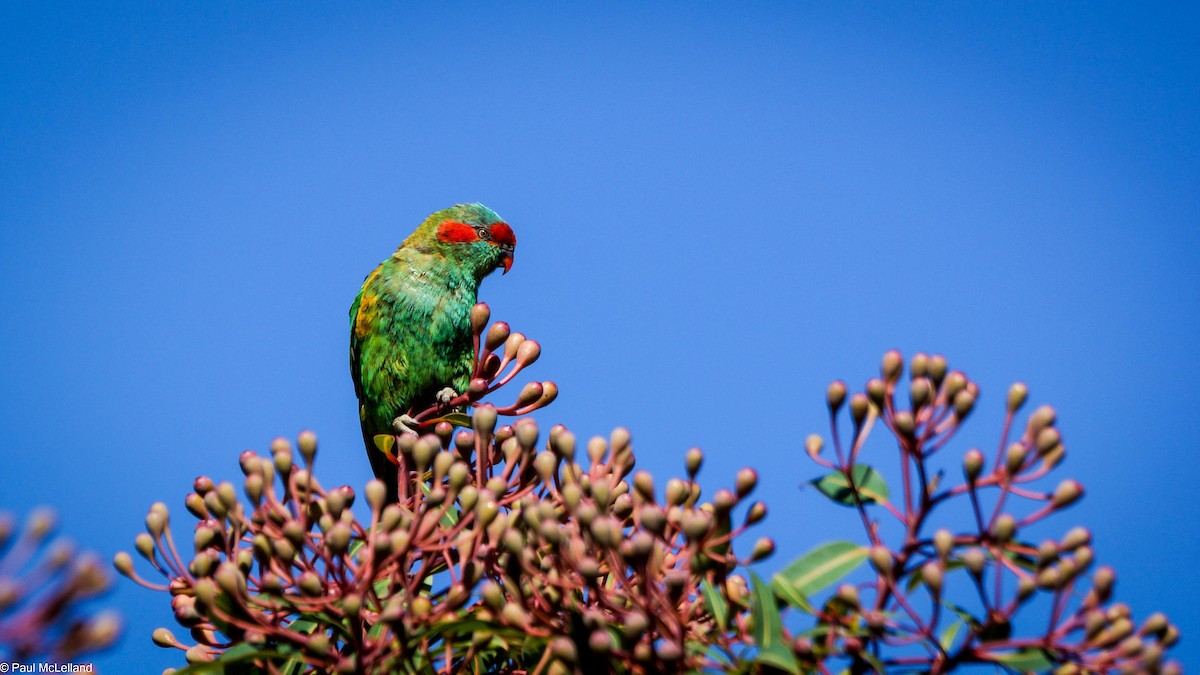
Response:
[474,226,491,241]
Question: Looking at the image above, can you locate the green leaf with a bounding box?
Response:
[373,434,396,457]
[771,576,815,614]
[372,577,392,609]
[855,652,886,674]
[749,572,799,674]
[943,602,983,632]
[286,615,318,634]
[348,536,365,559]
[990,647,1055,672]
[810,465,890,506]
[772,541,867,603]
[427,412,474,428]
[1002,548,1038,571]
[701,580,730,630]
[172,642,293,673]
[939,619,963,652]
[419,483,460,527]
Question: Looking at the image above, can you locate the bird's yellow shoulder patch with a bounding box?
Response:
[354,292,379,339]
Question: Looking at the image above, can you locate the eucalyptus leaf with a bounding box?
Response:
[772,541,867,601]
[810,465,890,506]
[750,572,799,674]
[990,647,1056,672]
[701,580,730,630]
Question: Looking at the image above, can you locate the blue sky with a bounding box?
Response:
[2,2,1197,670]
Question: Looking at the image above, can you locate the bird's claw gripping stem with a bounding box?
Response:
[393,414,420,436]
[435,387,458,405]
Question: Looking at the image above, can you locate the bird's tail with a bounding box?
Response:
[361,423,401,504]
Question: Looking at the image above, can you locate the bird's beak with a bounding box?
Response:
[500,253,514,274]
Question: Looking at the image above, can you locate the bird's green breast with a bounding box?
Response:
[350,249,478,432]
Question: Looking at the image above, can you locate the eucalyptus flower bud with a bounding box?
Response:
[991,514,1016,543]
[297,430,317,466]
[1051,480,1084,509]
[473,405,497,435]
[549,431,576,465]
[1093,566,1116,601]
[485,321,510,350]
[273,447,293,476]
[869,546,893,575]
[112,552,134,576]
[135,533,155,560]
[921,562,943,594]
[1036,566,1061,590]
[835,583,860,607]
[1061,526,1091,551]
[928,355,948,383]
[184,494,208,519]
[963,448,985,482]
[665,478,688,506]
[152,627,178,648]
[933,529,953,561]
[744,501,767,526]
[962,548,986,576]
[866,378,886,406]
[750,537,775,562]
[1029,405,1057,433]
[850,393,870,426]
[365,479,387,511]
[298,571,322,597]
[516,339,541,367]
[1017,576,1036,600]
[1007,382,1028,412]
[412,437,437,471]
[326,522,351,554]
[1132,612,1167,640]
[805,434,823,458]
[910,352,929,378]
[639,505,666,534]
[243,474,263,504]
[881,350,903,382]
[144,510,165,537]
[910,378,932,409]
[943,371,967,401]
[1005,443,1029,475]
[827,380,847,412]
[470,303,491,334]
[953,389,976,419]
[735,468,758,497]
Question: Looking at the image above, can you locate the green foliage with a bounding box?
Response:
[810,466,890,507]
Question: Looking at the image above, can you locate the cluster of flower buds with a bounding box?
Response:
[118,421,769,672]
[466,419,774,673]
[408,302,557,430]
[0,508,121,662]
[791,351,1182,674]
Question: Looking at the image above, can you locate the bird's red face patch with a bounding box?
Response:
[436,221,479,244]
[490,222,516,247]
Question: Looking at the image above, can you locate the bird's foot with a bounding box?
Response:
[393,414,420,436]
[435,387,458,405]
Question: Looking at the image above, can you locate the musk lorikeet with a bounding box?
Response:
[349,203,516,501]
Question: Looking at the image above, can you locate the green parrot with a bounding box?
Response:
[349,203,516,501]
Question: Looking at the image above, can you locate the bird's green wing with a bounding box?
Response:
[348,284,367,403]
